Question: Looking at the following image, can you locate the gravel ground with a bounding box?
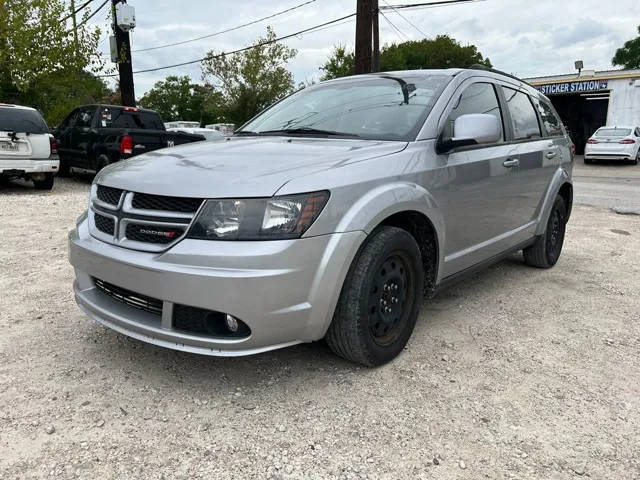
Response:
[1,176,639,480]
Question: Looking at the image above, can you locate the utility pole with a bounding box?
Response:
[70,0,79,54]
[111,0,136,107]
[372,0,380,72]
[355,0,373,74]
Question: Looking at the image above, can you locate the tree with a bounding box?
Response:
[201,27,297,125]
[320,35,492,80]
[320,46,356,81]
[613,25,640,69]
[0,0,105,124]
[139,76,223,125]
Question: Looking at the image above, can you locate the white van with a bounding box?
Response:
[0,104,59,189]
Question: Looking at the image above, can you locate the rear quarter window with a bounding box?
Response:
[0,107,49,134]
[532,97,564,136]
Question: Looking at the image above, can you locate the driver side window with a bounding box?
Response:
[443,82,504,142]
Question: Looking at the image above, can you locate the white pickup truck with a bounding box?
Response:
[0,104,59,190]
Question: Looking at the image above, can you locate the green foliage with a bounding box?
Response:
[139,76,223,126]
[201,27,297,125]
[0,0,106,124]
[320,46,356,81]
[320,35,492,80]
[613,25,640,69]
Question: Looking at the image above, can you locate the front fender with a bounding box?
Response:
[535,167,572,235]
[335,182,445,278]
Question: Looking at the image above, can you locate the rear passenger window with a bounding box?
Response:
[74,107,96,128]
[99,108,163,130]
[503,88,541,140]
[443,82,504,142]
[532,97,563,136]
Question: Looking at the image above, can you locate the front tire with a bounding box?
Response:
[33,173,54,190]
[523,196,567,268]
[326,227,424,367]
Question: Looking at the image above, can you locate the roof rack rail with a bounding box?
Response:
[469,65,531,86]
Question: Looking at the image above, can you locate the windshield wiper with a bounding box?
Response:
[234,130,258,135]
[259,127,360,138]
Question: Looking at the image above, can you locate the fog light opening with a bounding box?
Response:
[225,314,239,333]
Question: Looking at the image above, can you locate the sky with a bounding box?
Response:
[85,0,640,96]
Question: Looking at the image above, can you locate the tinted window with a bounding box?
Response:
[75,107,96,128]
[532,97,563,136]
[241,75,451,141]
[503,88,541,140]
[443,82,503,141]
[99,108,164,130]
[0,107,49,134]
[596,128,631,137]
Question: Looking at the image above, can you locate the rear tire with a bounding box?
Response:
[523,196,567,268]
[326,226,425,367]
[584,157,592,164]
[33,173,54,190]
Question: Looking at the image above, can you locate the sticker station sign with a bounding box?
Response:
[535,80,609,96]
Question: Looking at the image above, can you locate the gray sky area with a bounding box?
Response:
[88,0,640,95]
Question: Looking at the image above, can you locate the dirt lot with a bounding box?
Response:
[1,176,639,480]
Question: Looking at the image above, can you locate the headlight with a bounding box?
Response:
[187,191,329,241]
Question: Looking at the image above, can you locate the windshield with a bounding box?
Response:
[240,75,451,141]
[0,107,49,134]
[596,128,631,137]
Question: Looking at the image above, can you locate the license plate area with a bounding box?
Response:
[0,141,20,152]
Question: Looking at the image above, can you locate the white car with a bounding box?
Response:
[166,127,226,142]
[584,126,640,165]
[1,104,59,189]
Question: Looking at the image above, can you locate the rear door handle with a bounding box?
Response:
[503,158,519,168]
[546,151,557,159]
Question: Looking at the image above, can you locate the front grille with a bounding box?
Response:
[94,278,163,316]
[96,185,123,206]
[125,223,185,244]
[94,213,115,235]
[132,192,203,213]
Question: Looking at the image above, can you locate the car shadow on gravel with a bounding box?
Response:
[77,253,532,391]
[0,174,93,194]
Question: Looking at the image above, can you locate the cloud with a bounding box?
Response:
[89,0,640,96]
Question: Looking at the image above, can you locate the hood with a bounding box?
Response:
[96,136,407,197]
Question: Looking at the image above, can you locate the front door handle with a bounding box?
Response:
[546,151,557,159]
[503,158,519,168]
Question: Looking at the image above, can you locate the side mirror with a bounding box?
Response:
[437,113,502,154]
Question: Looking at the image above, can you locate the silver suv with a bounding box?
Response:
[69,68,573,366]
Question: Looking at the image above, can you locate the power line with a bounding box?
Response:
[381,0,428,38]
[66,0,109,33]
[98,13,356,77]
[60,0,94,22]
[379,10,410,41]
[133,0,318,53]
[380,0,484,11]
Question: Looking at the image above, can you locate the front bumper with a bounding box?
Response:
[69,218,365,356]
[0,158,59,175]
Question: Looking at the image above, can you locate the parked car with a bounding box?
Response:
[69,67,573,366]
[53,105,206,175]
[584,126,640,165]
[167,127,226,142]
[0,104,59,190]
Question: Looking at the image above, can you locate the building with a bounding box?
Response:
[164,121,200,129]
[524,69,640,153]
